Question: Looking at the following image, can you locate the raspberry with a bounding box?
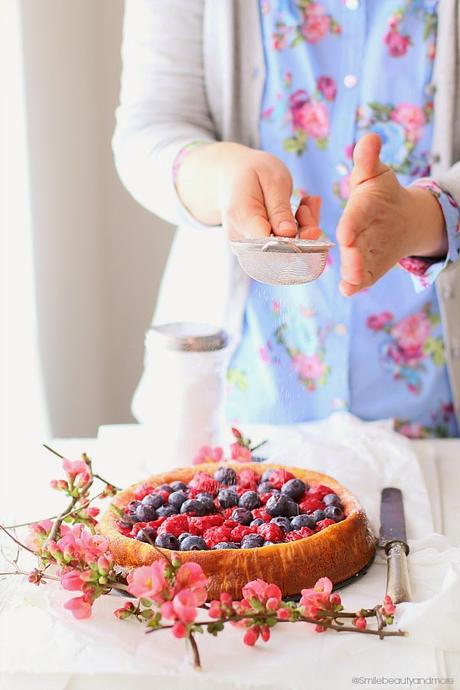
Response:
[251,508,271,523]
[189,478,220,496]
[157,490,171,504]
[257,523,284,543]
[221,507,236,519]
[117,521,131,536]
[308,484,334,500]
[299,497,324,514]
[315,519,335,531]
[259,492,273,505]
[230,524,257,542]
[189,514,224,535]
[237,469,260,488]
[130,521,147,537]
[133,483,154,500]
[203,526,233,549]
[235,484,256,497]
[157,514,189,537]
[223,519,239,529]
[268,469,295,490]
[285,526,314,541]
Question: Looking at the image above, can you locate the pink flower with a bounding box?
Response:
[175,562,208,605]
[230,443,252,462]
[353,615,367,630]
[172,622,188,638]
[290,95,329,139]
[381,595,396,616]
[292,353,325,380]
[397,422,425,439]
[399,256,430,276]
[64,595,93,619]
[391,104,426,142]
[161,588,199,625]
[300,577,340,618]
[317,76,336,101]
[391,312,431,352]
[384,29,410,57]
[60,568,86,591]
[56,525,108,565]
[243,625,260,646]
[366,311,394,331]
[62,458,87,479]
[301,3,330,43]
[127,561,172,603]
[242,579,282,610]
[192,445,224,465]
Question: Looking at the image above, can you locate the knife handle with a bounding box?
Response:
[385,541,412,604]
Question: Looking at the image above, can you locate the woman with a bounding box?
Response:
[113,0,460,438]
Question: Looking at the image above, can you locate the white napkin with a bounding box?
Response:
[1,414,458,690]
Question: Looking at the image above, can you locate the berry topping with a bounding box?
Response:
[316,518,335,531]
[157,505,178,518]
[324,506,344,522]
[203,526,233,549]
[323,493,341,506]
[135,527,156,543]
[212,542,240,549]
[231,507,253,525]
[290,514,316,530]
[214,466,237,485]
[135,504,157,522]
[268,469,295,490]
[250,518,265,527]
[195,493,216,513]
[142,493,163,510]
[239,490,261,511]
[180,499,207,516]
[217,488,239,509]
[168,490,188,511]
[257,523,284,543]
[189,473,220,496]
[261,469,274,482]
[270,516,292,533]
[285,526,314,541]
[251,508,271,523]
[310,509,326,523]
[281,478,306,500]
[299,497,324,514]
[241,534,264,549]
[238,469,260,488]
[155,533,179,549]
[157,483,173,494]
[133,483,154,500]
[258,481,274,495]
[265,493,293,517]
[170,480,188,492]
[308,484,334,500]
[157,514,190,538]
[188,514,224,534]
[180,535,208,551]
[230,524,256,542]
[178,532,192,544]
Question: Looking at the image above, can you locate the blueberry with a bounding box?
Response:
[170,480,187,492]
[231,507,253,525]
[168,490,188,511]
[157,505,178,518]
[180,499,206,516]
[258,481,274,495]
[250,518,265,527]
[265,494,292,517]
[261,469,273,483]
[310,509,325,523]
[155,533,179,549]
[241,534,264,549]
[135,504,157,522]
[270,516,292,533]
[239,490,260,511]
[324,505,344,522]
[214,467,237,485]
[323,493,341,507]
[281,478,306,500]
[118,515,137,528]
[290,514,315,530]
[180,535,207,551]
[212,542,240,550]
[135,527,156,544]
[127,500,142,514]
[217,488,239,509]
[196,493,216,513]
[285,497,299,517]
[157,484,173,494]
[178,532,192,544]
[142,493,163,510]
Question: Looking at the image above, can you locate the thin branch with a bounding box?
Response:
[0,524,35,554]
[93,473,121,492]
[188,634,202,670]
[42,444,64,459]
[4,490,107,530]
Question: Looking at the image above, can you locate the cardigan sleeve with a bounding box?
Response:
[112,0,218,228]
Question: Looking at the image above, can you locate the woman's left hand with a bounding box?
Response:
[336,133,448,297]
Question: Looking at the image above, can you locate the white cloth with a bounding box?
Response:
[1,415,459,690]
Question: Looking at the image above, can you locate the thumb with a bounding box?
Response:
[265,179,298,238]
[350,133,389,188]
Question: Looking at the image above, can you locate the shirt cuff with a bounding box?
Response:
[398,178,460,292]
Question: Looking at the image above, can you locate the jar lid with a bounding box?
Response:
[148,322,229,352]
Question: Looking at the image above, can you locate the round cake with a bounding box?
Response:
[99,462,376,599]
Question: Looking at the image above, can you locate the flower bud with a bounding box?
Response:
[97,555,110,574]
[243,625,260,646]
[260,625,270,642]
[277,607,291,621]
[353,616,367,630]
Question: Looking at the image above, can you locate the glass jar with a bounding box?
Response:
[132,322,229,470]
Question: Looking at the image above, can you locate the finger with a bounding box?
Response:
[298,225,322,240]
[225,211,271,240]
[296,195,322,239]
[351,133,389,188]
[336,189,373,248]
[264,176,297,237]
[339,279,362,297]
[340,244,364,286]
[298,195,322,225]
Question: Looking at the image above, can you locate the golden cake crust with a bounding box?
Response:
[99,463,376,599]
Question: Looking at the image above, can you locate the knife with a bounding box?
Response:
[379,487,412,604]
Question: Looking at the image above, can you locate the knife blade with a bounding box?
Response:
[379,487,412,604]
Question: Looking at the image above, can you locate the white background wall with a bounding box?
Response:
[20,0,174,436]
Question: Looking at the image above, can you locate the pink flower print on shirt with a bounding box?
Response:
[300,3,331,43]
[384,25,411,57]
[292,353,326,381]
[367,311,394,331]
[390,312,431,365]
[316,76,336,101]
[391,104,426,143]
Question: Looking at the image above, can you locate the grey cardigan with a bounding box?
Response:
[113,0,460,428]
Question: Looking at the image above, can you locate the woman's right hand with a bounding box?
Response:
[175,142,322,240]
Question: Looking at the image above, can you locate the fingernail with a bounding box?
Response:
[278,221,297,232]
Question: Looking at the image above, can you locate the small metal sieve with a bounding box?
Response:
[231,235,334,286]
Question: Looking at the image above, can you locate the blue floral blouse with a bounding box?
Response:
[226,0,460,439]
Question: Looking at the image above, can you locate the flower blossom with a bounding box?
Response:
[193,445,224,465]
[241,579,282,611]
[300,577,341,618]
[127,561,172,603]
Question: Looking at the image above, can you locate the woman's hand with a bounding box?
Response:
[176,142,321,240]
[337,133,447,296]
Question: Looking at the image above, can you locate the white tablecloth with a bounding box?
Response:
[1,415,459,690]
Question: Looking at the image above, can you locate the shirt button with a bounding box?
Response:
[344,74,358,88]
[336,163,348,176]
[345,0,359,9]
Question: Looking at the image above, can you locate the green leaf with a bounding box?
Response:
[423,337,445,367]
[206,621,224,636]
[140,609,153,620]
[282,136,303,155]
[367,102,393,121]
[315,137,329,150]
[140,598,152,608]
[290,33,304,49]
